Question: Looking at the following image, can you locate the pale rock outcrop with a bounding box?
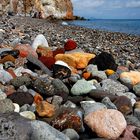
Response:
[0,0,73,19]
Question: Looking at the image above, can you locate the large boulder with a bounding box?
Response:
[1,0,74,19]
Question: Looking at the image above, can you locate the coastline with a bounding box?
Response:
[1,15,140,68]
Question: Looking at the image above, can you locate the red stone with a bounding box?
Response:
[64,39,77,51]
[53,48,65,57]
[39,56,55,70]
[7,69,17,78]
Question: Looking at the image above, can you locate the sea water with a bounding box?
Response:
[68,19,140,36]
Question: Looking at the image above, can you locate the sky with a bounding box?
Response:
[71,0,140,19]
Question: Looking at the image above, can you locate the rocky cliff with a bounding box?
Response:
[0,0,74,19]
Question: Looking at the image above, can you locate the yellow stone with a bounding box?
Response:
[55,52,95,69]
[120,71,140,86]
[105,69,115,76]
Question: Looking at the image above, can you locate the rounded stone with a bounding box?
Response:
[0,99,15,113]
[31,34,49,51]
[101,97,117,109]
[133,83,140,97]
[134,108,140,121]
[62,129,79,140]
[20,111,36,120]
[80,101,107,116]
[71,79,96,96]
[7,92,34,106]
[10,75,32,88]
[52,78,69,101]
[33,79,55,97]
[84,109,127,139]
[13,103,20,113]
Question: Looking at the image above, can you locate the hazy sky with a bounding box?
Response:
[71,0,140,19]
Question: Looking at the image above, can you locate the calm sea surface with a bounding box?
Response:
[68,19,140,36]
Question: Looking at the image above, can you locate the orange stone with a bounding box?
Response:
[36,46,53,57]
[82,72,91,80]
[0,55,15,64]
[34,93,43,105]
[55,52,95,69]
[105,69,115,76]
[36,101,55,117]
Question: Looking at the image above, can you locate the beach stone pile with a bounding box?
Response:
[0,32,140,140]
[0,15,140,140]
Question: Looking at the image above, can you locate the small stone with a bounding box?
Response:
[89,89,117,102]
[32,34,49,51]
[10,75,32,88]
[113,96,132,115]
[13,103,20,112]
[27,54,52,76]
[55,52,95,69]
[84,109,127,139]
[69,74,81,83]
[53,47,65,57]
[62,129,79,140]
[101,79,129,95]
[0,68,13,84]
[63,101,77,108]
[88,52,118,71]
[53,61,71,79]
[134,101,140,109]
[36,101,55,117]
[34,93,43,105]
[20,111,36,120]
[125,115,140,128]
[133,83,140,97]
[0,55,15,64]
[36,46,53,57]
[91,70,107,81]
[134,108,140,121]
[105,69,115,76]
[51,108,83,132]
[0,49,20,58]
[33,78,55,97]
[101,97,117,109]
[81,101,107,116]
[0,99,15,113]
[0,90,7,100]
[52,95,63,108]
[71,79,96,96]
[7,92,34,106]
[52,78,69,102]
[120,71,140,87]
[39,56,55,70]
[118,125,139,140]
[82,72,91,80]
[64,39,77,51]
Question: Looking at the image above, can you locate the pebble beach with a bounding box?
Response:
[0,15,140,140]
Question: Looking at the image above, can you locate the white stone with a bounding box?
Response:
[13,103,20,113]
[32,34,49,51]
[20,111,36,120]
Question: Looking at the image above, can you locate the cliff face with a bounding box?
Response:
[0,0,73,19]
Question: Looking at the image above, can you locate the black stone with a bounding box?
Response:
[88,52,118,71]
[0,50,20,58]
[53,64,71,80]
[7,92,34,106]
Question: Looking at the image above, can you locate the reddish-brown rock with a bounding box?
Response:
[39,56,55,70]
[64,39,77,51]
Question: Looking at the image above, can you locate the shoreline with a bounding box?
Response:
[1,15,140,68]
